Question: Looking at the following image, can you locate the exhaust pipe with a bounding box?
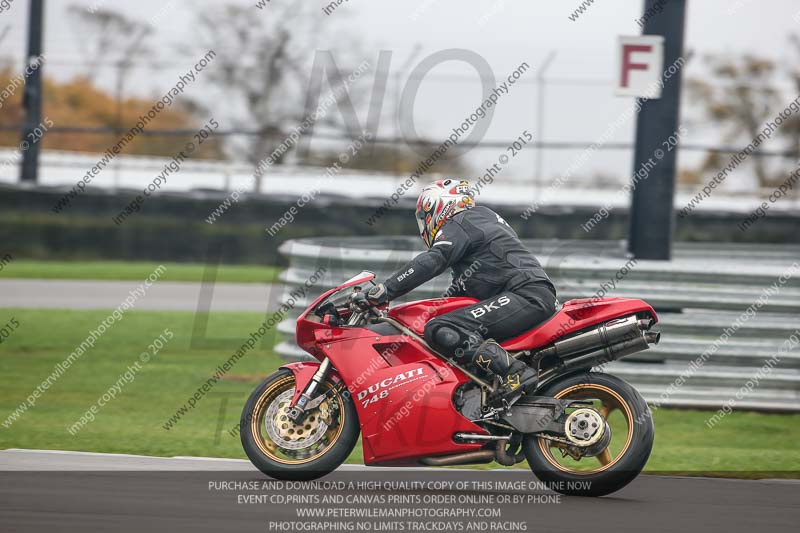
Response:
[537,325,661,380]
[540,335,651,379]
[535,315,644,360]
[603,334,651,359]
[420,450,495,466]
[494,438,526,466]
[421,439,527,467]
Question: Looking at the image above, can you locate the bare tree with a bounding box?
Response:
[66,5,153,84]
[779,35,800,163]
[67,5,155,139]
[186,3,370,192]
[686,54,781,187]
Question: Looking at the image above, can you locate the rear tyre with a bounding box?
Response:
[241,369,359,481]
[523,372,654,497]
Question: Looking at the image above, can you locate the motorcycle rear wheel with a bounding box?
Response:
[241,369,359,481]
[523,371,654,497]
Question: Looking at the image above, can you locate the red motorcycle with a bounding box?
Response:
[241,271,660,496]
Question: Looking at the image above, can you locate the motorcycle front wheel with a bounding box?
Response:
[523,371,654,497]
[241,369,359,481]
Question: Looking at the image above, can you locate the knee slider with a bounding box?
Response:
[434,326,462,352]
[425,323,462,353]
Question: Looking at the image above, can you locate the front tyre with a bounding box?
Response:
[523,372,654,497]
[241,369,359,481]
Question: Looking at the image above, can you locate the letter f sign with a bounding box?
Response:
[620,44,651,88]
[616,35,664,98]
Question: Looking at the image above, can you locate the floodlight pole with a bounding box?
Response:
[20,0,45,184]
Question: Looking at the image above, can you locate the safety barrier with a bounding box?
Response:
[275,237,800,412]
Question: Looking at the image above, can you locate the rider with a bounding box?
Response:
[367,179,557,405]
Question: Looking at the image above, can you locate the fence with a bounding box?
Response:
[5,48,800,195]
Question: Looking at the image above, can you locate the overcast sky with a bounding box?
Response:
[2,0,799,188]
[2,0,797,75]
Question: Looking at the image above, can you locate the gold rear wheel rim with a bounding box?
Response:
[538,383,634,475]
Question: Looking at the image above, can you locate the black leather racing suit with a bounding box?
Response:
[384,206,558,364]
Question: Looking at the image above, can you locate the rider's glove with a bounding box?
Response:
[366,283,388,305]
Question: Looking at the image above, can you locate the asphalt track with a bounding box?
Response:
[1,450,797,533]
[0,279,281,311]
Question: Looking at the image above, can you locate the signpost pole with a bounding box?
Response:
[627,0,687,260]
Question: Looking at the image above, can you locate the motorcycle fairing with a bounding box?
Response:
[295,271,376,357]
[281,361,341,407]
[290,326,487,465]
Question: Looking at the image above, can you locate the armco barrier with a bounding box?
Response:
[275,237,800,412]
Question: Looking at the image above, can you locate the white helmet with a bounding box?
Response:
[415,179,475,248]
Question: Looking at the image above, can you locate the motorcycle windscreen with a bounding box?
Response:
[342,271,375,285]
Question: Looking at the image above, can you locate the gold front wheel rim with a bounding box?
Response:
[250,375,346,465]
[538,383,634,475]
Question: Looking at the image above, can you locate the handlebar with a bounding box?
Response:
[350,290,371,310]
[348,290,385,324]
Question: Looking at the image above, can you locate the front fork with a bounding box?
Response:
[286,357,332,423]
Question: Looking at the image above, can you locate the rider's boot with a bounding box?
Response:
[472,339,538,407]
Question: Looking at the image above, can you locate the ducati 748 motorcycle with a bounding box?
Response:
[241,271,660,496]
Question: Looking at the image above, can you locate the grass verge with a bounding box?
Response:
[0,260,281,284]
[0,308,797,476]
